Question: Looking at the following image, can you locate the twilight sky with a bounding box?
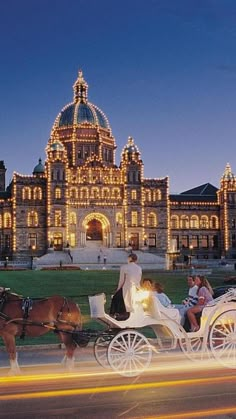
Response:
[1,0,236,193]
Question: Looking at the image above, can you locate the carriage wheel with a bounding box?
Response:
[179,335,204,361]
[94,333,114,369]
[107,330,152,377]
[209,309,236,368]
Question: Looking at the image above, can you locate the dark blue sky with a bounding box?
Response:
[1,0,236,192]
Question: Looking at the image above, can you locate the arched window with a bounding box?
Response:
[171,215,179,229]
[200,216,209,229]
[180,216,189,229]
[27,211,38,227]
[22,187,31,200]
[69,212,76,225]
[116,212,123,225]
[102,188,110,199]
[4,213,12,228]
[55,187,61,199]
[190,216,199,229]
[131,211,138,226]
[131,190,137,200]
[70,187,77,199]
[33,187,42,200]
[91,187,99,199]
[112,188,121,199]
[55,210,62,227]
[153,189,161,201]
[80,187,88,199]
[145,190,151,201]
[147,212,157,227]
[210,216,219,229]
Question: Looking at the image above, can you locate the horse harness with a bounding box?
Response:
[0,291,76,338]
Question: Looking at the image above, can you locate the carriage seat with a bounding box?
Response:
[89,293,148,328]
[146,293,181,324]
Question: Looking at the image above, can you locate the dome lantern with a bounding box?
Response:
[73,70,88,103]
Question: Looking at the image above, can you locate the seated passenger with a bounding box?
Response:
[154,282,173,308]
[175,276,199,325]
[141,278,155,291]
[187,276,214,332]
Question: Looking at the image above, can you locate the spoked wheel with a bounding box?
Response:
[94,332,114,369]
[209,309,236,368]
[179,334,204,361]
[107,330,152,377]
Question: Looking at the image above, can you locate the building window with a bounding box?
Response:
[55,187,61,199]
[27,211,38,227]
[153,189,161,201]
[33,187,42,200]
[22,187,31,200]
[171,216,179,229]
[147,212,157,227]
[116,212,122,226]
[4,234,10,249]
[210,216,219,229]
[131,211,138,227]
[102,188,110,199]
[180,216,189,229]
[172,235,179,250]
[112,188,120,199]
[28,233,37,249]
[70,233,76,247]
[201,235,209,248]
[181,235,189,248]
[0,214,2,228]
[69,212,76,225]
[80,188,88,199]
[145,190,151,201]
[232,219,236,229]
[131,190,137,200]
[190,216,199,229]
[192,235,199,248]
[55,210,62,227]
[200,216,208,229]
[149,233,156,247]
[91,188,99,199]
[4,213,12,228]
[70,188,77,199]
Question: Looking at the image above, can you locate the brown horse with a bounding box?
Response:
[0,287,82,374]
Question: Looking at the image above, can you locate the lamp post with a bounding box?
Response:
[189,244,193,266]
[29,244,36,270]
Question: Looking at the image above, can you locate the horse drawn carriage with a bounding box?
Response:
[1,286,236,376]
[87,288,236,376]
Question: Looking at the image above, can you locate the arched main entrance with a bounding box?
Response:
[86,219,103,241]
[82,212,111,247]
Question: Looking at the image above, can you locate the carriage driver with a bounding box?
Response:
[110,253,142,318]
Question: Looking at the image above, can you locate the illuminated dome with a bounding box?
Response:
[54,71,110,130]
[122,136,140,154]
[33,158,45,175]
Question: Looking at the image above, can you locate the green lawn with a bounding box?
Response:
[0,269,230,346]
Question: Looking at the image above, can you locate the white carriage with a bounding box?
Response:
[88,289,236,377]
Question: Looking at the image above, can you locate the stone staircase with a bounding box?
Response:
[35,247,166,270]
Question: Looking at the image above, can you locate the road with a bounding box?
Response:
[0,346,236,418]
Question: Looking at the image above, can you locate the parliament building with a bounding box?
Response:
[1,71,236,263]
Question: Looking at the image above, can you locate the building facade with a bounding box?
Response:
[0,71,236,262]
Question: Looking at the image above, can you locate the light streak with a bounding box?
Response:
[0,374,236,401]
